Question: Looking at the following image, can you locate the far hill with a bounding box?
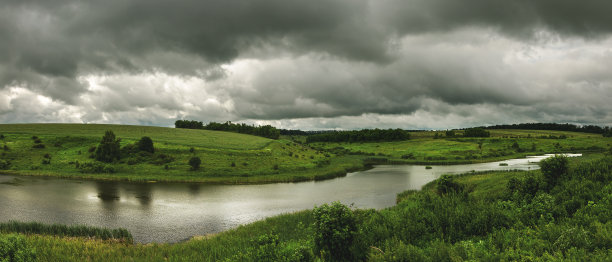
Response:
[0,124,361,183]
[0,124,610,183]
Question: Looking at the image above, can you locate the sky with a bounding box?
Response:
[1,0,611,130]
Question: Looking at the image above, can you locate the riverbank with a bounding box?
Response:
[2,153,610,261]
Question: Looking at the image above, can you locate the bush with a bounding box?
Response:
[136,136,154,153]
[436,175,465,195]
[0,160,10,169]
[189,156,201,170]
[540,155,569,187]
[463,128,490,137]
[0,234,36,262]
[78,162,116,174]
[95,130,121,163]
[31,144,45,149]
[313,201,357,261]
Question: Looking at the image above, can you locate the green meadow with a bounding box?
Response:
[0,124,610,183]
[309,129,610,164]
[0,124,364,183]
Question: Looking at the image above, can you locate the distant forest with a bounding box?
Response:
[175,120,280,139]
[305,129,410,143]
[176,120,612,140]
[481,123,611,136]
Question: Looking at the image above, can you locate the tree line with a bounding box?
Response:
[175,120,280,139]
[305,128,410,143]
[482,123,611,136]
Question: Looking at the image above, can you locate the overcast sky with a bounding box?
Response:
[1,0,611,130]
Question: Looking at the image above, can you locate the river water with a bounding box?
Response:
[0,154,580,243]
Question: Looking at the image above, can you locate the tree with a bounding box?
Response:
[463,128,490,137]
[95,130,121,163]
[188,156,201,170]
[136,136,154,153]
[539,155,569,187]
[313,201,357,261]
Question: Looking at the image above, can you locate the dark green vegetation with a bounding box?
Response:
[175,120,280,139]
[462,127,490,137]
[1,154,610,261]
[484,123,611,136]
[305,129,410,143]
[0,221,132,243]
[0,124,361,183]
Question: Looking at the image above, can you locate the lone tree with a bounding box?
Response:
[136,136,155,153]
[188,156,201,170]
[539,155,569,187]
[313,201,357,261]
[95,130,121,163]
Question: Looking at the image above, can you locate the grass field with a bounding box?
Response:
[1,124,610,183]
[0,124,364,183]
[309,129,611,164]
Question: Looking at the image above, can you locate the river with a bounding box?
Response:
[0,154,580,243]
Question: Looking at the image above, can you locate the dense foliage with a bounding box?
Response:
[175,120,281,139]
[135,136,155,153]
[174,120,204,129]
[204,121,280,139]
[0,234,36,262]
[94,130,121,163]
[313,202,357,261]
[188,156,201,170]
[484,123,610,135]
[306,129,410,143]
[463,127,491,137]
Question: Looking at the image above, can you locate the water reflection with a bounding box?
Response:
[96,181,120,202]
[0,154,581,243]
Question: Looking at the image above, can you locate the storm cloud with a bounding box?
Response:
[1,0,611,129]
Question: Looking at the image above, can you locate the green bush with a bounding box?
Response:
[136,136,155,153]
[0,160,10,169]
[0,234,36,262]
[312,201,357,261]
[78,162,116,174]
[95,130,121,163]
[540,155,569,187]
[436,175,465,195]
[188,156,201,170]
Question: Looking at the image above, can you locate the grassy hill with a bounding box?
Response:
[0,124,609,183]
[0,124,363,183]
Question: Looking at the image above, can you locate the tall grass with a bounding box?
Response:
[0,221,133,243]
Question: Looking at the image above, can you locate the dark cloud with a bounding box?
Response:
[1,0,612,128]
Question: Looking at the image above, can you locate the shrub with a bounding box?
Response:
[78,162,116,174]
[95,130,121,163]
[136,136,154,153]
[0,160,10,169]
[463,128,490,137]
[540,155,569,187]
[2,145,8,151]
[436,175,465,195]
[88,146,96,153]
[31,144,45,149]
[313,201,357,261]
[33,138,42,144]
[0,234,37,262]
[188,156,201,170]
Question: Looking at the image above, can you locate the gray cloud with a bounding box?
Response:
[1,0,612,128]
